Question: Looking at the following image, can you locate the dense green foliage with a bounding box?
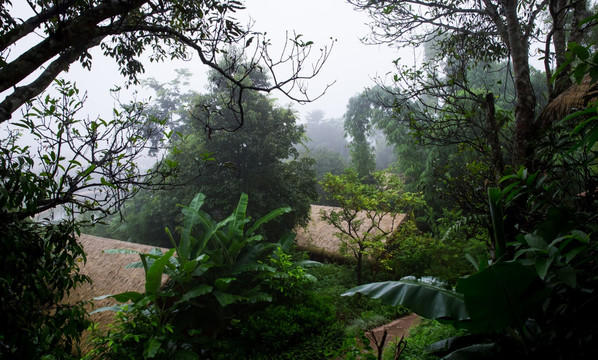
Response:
[304,147,349,206]
[343,12,598,356]
[381,218,487,285]
[93,68,317,246]
[0,78,166,358]
[345,163,598,358]
[394,319,465,360]
[86,193,342,359]
[0,138,90,359]
[5,2,598,359]
[344,94,377,177]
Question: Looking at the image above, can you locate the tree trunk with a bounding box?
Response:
[502,0,538,168]
[357,252,363,285]
[549,0,572,101]
[570,0,590,51]
[485,92,504,181]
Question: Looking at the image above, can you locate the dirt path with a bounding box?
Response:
[366,313,421,353]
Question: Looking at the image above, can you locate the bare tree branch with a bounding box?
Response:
[0,0,333,126]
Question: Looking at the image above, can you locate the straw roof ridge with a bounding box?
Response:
[295,204,407,258]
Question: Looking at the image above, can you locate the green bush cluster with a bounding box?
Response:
[240,293,335,349]
[0,219,91,359]
[1,143,90,359]
[85,193,343,359]
[382,219,488,284]
[229,292,343,359]
[393,319,465,360]
[309,263,409,325]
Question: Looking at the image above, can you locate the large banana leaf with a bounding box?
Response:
[228,192,249,240]
[179,193,206,261]
[342,278,469,321]
[438,343,497,360]
[426,336,498,359]
[455,260,547,333]
[246,205,292,236]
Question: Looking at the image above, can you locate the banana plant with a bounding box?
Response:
[93,192,296,358]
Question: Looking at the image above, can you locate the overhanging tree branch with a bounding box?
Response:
[0,37,103,121]
[0,0,333,126]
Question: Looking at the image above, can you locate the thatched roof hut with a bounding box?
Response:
[539,75,598,127]
[65,234,169,352]
[295,205,406,260]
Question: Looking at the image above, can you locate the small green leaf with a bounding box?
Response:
[573,63,588,83]
[465,254,480,271]
[524,233,547,250]
[90,305,125,314]
[124,261,144,269]
[145,337,162,358]
[569,42,590,61]
[213,291,237,307]
[556,266,577,288]
[215,277,235,291]
[103,248,141,254]
[177,284,213,303]
[535,257,552,280]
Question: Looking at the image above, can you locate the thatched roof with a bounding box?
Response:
[539,75,598,126]
[65,234,169,352]
[295,205,406,259]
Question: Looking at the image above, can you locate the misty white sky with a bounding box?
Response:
[241,0,409,120]
[51,0,410,122]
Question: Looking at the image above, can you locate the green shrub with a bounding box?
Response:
[310,263,409,325]
[1,146,90,359]
[345,310,392,337]
[388,319,465,360]
[0,220,91,359]
[383,219,487,284]
[236,292,340,356]
[84,306,176,360]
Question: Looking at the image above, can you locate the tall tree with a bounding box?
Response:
[3,79,175,220]
[100,67,318,246]
[349,0,594,168]
[344,93,377,177]
[1,3,330,355]
[320,169,425,284]
[343,91,397,176]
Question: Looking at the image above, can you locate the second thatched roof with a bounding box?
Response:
[295,205,406,259]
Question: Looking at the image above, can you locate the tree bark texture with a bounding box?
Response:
[502,0,538,168]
